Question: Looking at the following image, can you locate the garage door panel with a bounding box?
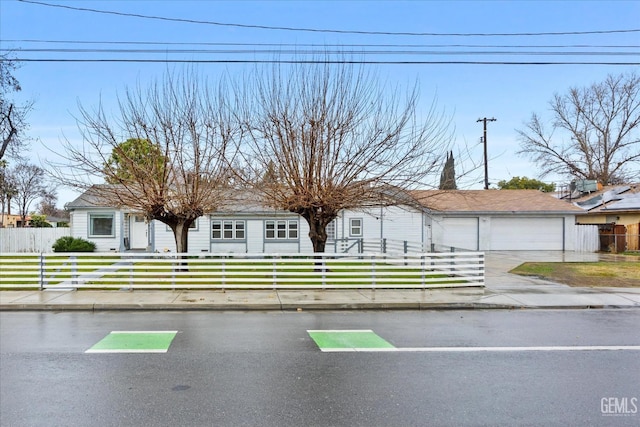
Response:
[490,217,563,250]
[442,217,478,251]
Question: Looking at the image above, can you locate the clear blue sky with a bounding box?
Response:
[1,0,639,206]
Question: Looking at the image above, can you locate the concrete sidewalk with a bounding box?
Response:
[2,251,639,311]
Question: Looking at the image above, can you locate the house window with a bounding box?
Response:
[349,218,363,237]
[265,220,298,240]
[326,220,336,240]
[89,213,115,237]
[211,220,245,240]
[165,219,198,232]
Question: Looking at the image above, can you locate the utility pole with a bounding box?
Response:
[477,117,496,190]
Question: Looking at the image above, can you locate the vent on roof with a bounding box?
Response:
[574,179,599,193]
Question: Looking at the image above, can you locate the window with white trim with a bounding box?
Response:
[265,220,298,240]
[89,213,115,237]
[326,220,336,240]
[165,219,198,232]
[349,218,363,237]
[211,220,245,240]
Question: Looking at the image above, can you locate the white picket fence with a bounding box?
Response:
[0,251,485,290]
[0,228,71,253]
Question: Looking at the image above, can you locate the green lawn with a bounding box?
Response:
[510,261,640,287]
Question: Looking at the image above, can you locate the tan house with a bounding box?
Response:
[572,184,640,251]
[0,213,30,228]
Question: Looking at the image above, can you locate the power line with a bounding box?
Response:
[17,0,640,37]
[5,48,638,57]
[7,58,639,65]
[4,39,640,49]
[0,48,640,56]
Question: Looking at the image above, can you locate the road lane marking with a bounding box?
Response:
[307,330,396,350]
[307,331,640,352]
[85,331,178,353]
[318,345,640,353]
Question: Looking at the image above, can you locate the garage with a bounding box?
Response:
[489,217,565,250]
[440,217,479,251]
[413,189,581,252]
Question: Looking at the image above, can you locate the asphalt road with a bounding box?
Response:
[1,309,639,427]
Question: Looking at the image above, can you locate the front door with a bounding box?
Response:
[130,215,148,249]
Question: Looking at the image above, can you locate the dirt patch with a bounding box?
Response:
[510,262,640,288]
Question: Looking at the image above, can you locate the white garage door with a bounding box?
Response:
[490,217,564,250]
[441,217,478,251]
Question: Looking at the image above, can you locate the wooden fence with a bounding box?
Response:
[0,228,71,253]
[0,252,485,290]
[627,223,640,251]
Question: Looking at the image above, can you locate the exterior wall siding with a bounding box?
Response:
[576,213,640,226]
[246,220,263,252]
[71,209,122,252]
[67,201,583,253]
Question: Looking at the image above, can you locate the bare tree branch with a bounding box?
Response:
[238,58,453,252]
[49,69,239,252]
[517,72,640,185]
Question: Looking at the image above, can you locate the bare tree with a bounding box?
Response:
[52,70,238,252]
[239,60,452,252]
[10,163,47,227]
[0,161,17,226]
[517,72,640,185]
[0,53,32,161]
[38,190,68,219]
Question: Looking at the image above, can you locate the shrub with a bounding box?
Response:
[52,236,96,252]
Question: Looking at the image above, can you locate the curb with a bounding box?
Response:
[2,303,639,311]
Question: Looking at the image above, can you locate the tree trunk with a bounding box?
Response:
[302,210,331,273]
[171,220,192,272]
[174,221,190,254]
[305,213,328,254]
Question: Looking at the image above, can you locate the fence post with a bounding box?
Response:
[273,256,277,290]
[221,258,226,291]
[421,255,426,289]
[382,238,387,254]
[71,255,77,286]
[430,243,435,253]
[404,240,408,254]
[371,255,376,290]
[321,256,326,290]
[128,259,134,290]
[171,256,176,290]
[39,253,45,290]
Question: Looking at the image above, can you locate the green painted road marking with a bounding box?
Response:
[85,331,178,353]
[307,329,396,352]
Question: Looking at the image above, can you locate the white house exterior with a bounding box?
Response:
[66,187,586,253]
[413,190,585,251]
[65,188,428,254]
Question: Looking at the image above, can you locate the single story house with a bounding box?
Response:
[412,190,584,251]
[66,187,585,253]
[572,184,640,251]
[65,187,427,254]
[573,184,640,226]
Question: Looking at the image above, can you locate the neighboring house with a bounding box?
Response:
[66,186,587,253]
[43,216,70,228]
[412,190,584,251]
[571,184,640,251]
[0,213,31,228]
